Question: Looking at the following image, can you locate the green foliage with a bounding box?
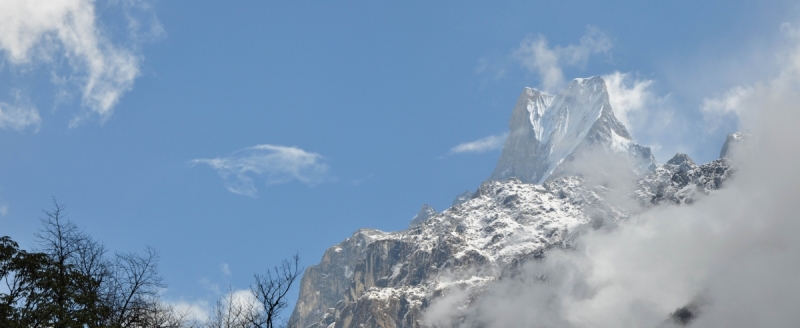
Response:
[0,235,110,326]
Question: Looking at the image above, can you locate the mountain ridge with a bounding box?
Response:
[287,80,740,328]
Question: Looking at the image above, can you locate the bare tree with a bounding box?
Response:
[137,297,197,328]
[205,255,301,328]
[205,287,260,328]
[106,247,166,327]
[35,198,108,327]
[250,254,301,328]
[32,199,178,328]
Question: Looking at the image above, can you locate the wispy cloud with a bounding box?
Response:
[601,71,683,161]
[450,133,507,154]
[515,26,611,92]
[220,263,231,276]
[199,277,221,295]
[602,72,655,129]
[0,0,162,128]
[700,85,754,133]
[0,90,40,131]
[351,174,374,187]
[191,144,330,197]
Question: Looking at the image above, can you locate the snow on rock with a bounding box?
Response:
[491,76,657,184]
[288,80,742,328]
[409,204,436,227]
[290,178,604,328]
[636,153,733,206]
[450,191,474,207]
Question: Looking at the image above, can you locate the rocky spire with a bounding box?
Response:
[490,76,656,184]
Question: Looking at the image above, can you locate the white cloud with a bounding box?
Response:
[220,263,231,276]
[600,71,682,162]
[603,72,655,129]
[0,0,161,128]
[227,289,258,311]
[191,144,330,197]
[701,86,754,117]
[450,133,507,154]
[0,90,40,131]
[699,23,800,136]
[162,287,259,325]
[166,299,211,323]
[700,85,754,134]
[515,26,611,92]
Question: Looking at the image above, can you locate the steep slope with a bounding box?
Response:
[490,87,554,183]
[289,178,605,328]
[291,229,390,328]
[491,76,656,184]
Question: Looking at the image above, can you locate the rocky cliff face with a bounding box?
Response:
[288,80,738,328]
[290,229,391,328]
[489,87,554,184]
[290,178,600,328]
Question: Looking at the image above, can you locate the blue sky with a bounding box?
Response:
[1,0,798,319]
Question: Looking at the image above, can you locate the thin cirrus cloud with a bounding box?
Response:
[514,26,611,92]
[191,144,330,197]
[450,133,508,154]
[0,0,162,130]
[220,263,231,276]
[0,91,41,132]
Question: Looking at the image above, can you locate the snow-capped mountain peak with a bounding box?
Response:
[491,76,656,184]
[288,80,742,328]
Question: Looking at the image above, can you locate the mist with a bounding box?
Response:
[422,25,800,328]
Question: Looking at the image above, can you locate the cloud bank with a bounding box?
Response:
[0,0,161,129]
[450,133,507,154]
[424,23,800,327]
[191,144,330,197]
[515,26,611,92]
